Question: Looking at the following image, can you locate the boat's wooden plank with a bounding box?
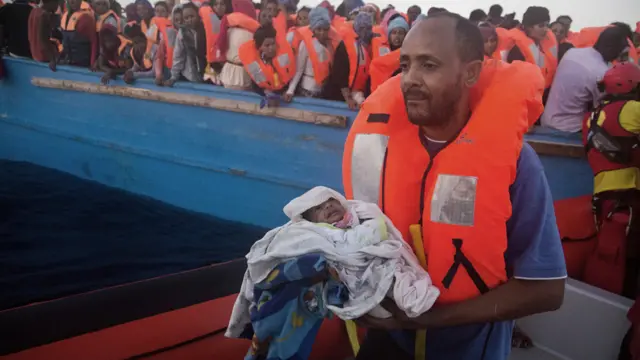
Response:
[527,139,585,158]
[31,77,348,128]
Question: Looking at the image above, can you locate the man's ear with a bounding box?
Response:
[463,60,483,88]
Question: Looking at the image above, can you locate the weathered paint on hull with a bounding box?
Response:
[0,58,593,230]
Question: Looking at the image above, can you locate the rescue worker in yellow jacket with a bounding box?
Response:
[343,12,566,360]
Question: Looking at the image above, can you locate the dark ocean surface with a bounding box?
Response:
[0,160,267,311]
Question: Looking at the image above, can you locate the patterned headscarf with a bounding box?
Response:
[386,16,408,38]
[353,11,373,44]
[318,0,335,19]
[362,3,380,23]
[309,6,331,30]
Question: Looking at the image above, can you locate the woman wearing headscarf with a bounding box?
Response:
[215,0,259,89]
[164,2,207,85]
[318,0,343,31]
[369,13,407,93]
[329,12,372,108]
[360,2,381,35]
[284,6,341,101]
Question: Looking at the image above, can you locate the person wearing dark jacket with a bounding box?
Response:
[0,0,34,58]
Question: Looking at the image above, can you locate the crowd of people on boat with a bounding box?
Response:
[0,0,638,112]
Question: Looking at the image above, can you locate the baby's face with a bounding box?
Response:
[305,198,346,224]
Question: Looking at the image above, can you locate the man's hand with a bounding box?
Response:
[164,78,176,87]
[123,70,134,84]
[154,76,164,86]
[355,299,421,330]
[100,71,114,85]
[48,59,57,72]
[282,93,293,103]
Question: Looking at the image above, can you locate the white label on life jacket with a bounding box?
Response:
[430,174,477,227]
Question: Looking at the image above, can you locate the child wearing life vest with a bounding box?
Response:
[94,24,132,84]
[122,24,165,86]
[154,1,170,19]
[92,0,121,32]
[295,6,310,27]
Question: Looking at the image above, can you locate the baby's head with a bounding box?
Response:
[283,186,350,224]
[302,198,346,224]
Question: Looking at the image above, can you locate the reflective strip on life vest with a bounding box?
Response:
[286,31,295,44]
[246,61,267,84]
[313,38,328,62]
[377,45,390,57]
[527,43,545,68]
[548,45,558,59]
[277,52,290,67]
[350,133,388,204]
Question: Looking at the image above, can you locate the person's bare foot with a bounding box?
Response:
[512,326,533,349]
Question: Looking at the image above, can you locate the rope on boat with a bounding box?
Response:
[125,327,228,359]
[31,77,349,128]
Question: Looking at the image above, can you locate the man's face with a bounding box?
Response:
[182,7,198,27]
[137,3,151,20]
[68,0,82,11]
[265,2,278,17]
[407,6,420,23]
[527,22,549,42]
[296,10,309,27]
[173,12,183,26]
[259,9,273,26]
[213,0,226,17]
[400,18,468,127]
[389,27,406,48]
[155,5,168,18]
[260,37,277,59]
[557,17,571,30]
[550,23,566,42]
[484,35,497,56]
[92,0,110,15]
[313,25,329,44]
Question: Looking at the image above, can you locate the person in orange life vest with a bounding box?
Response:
[325,12,371,108]
[258,2,273,26]
[122,24,166,85]
[215,0,258,90]
[295,6,309,27]
[344,13,566,360]
[468,8,487,25]
[135,0,155,34]
[154,1,170,18]
[199,0,227,82]
[368,15,408,93]
[93,24,132,84]
[479,23,498,60]
[92,0,121,32]
[505,6,557,91]
[283,7,338,100]
[555,15,576,43]
[241,25,294,107]
[28,0,60,71]
[164,3,207,85]
[60,0,99,67]
[550,21,574,63]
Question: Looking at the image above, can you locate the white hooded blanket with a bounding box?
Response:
[226,186,440,338]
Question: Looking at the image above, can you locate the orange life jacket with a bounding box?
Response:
[96,10,121,32]
[59,10,93,56]
[130,39,156,70]
[573,26,639,65]
[297,26,341,87]
[285,27,302,53]
[227,12,260,34]
[341,29,370,92]
[372,24,383,36]
[369,48,399,93]
[370,36,391,59]
[238,36,296,91]
[503,28,558,88]
[272,11,288,37]
[200,5,223,63]
[147,17,176,68]
[332,16,346,30]
[342,60,545,304]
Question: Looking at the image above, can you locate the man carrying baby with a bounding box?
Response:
[342,11,566,360]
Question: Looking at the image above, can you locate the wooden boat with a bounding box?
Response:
[0,58,633,359]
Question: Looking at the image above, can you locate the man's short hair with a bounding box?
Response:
[425,12,484,63]
[488,4,502,17]
[556,15,572,22]
[254,24,277,47]
[469,9,487,22]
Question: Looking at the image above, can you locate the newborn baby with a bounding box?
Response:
[226,186,440,338]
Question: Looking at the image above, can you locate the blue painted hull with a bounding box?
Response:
[0,58,593,229]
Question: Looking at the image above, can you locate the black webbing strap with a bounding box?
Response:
[441,238,490,294]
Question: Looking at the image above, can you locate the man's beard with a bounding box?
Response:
[405,77,463,127]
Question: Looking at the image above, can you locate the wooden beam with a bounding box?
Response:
[526,139,585,158]
[31,77,348,128]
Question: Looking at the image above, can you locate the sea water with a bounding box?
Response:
[0,160,267,311]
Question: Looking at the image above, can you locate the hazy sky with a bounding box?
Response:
[121,0,639,31]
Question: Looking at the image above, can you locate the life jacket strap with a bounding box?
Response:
[442,238,490,294]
